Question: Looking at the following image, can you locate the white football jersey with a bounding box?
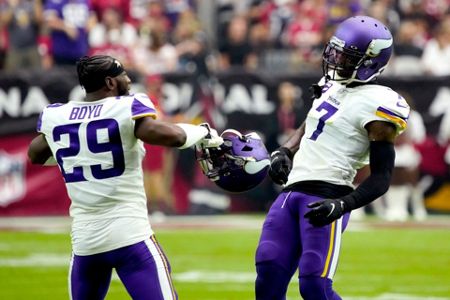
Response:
[286,79,410,188]
[38,93,157,255]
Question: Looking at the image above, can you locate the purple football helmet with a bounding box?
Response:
[196,129,270,193]
[323,16,393,84]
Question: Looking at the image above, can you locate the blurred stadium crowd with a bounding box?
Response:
[0,0,449,76]
[1,0,449,219]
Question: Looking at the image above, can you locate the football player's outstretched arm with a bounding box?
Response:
[28,134,53,164]
[135,117,222,149]
[135,117,187,147]
[268,122,305,185]
[305,120,397,226]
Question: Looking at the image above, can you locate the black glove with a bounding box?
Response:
[304,199,346,227]
[268,147,292,185]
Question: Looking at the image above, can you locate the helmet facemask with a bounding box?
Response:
[322,39,366,84]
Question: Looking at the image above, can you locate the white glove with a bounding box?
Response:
[198,123,224,148]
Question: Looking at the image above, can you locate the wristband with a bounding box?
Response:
[175,123,209,149]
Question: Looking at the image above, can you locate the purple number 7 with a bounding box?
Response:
[309,101,338,141]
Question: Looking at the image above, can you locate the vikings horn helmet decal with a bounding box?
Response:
[323,16,393,84]
[196,129,270,193]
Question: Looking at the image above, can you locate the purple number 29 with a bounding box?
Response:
[53,119,125,183]
[309,101,338,141]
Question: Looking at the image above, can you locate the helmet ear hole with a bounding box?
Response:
[242,145,253,151]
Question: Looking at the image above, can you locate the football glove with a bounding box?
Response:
[268,147,292,185]
[304,198,346,227]
[198,123,224,148]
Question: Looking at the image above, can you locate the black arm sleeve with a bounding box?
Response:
[341,141,395,212]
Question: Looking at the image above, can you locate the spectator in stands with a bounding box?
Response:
[163,0,195,28]
[132,28,178,75]
[173,7,202,42]
[281,0,325,57]
[218,15,257,70]
[387,19,426,75]
[274,81,306,146]
[366,0,400,34]
[127,0,149,26]
[394,19,425,57]
[327,0,362,25]
[44,0,96,66]
[137,0,170,39]
[399,0,448,36]
[91,0,131,24]
[421,15,450,76]
[88,7,137,67]
[0,0,43,70]
[396,0,427,20]
[266,0,298,47]
[249,24,273,63]
[174,9,210,77]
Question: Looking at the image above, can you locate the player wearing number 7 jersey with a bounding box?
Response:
[255,16,410,300]
[28,55,223,300]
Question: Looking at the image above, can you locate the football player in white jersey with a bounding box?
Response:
[255,16,410,300]
[28,55,222,300]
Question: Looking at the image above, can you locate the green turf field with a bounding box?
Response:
[0,217,449,300]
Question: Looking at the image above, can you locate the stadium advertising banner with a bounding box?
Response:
[0,68,449,215]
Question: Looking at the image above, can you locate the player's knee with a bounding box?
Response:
[255,241,279,263]
[299,250,324,276]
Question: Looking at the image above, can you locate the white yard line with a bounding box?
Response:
[0,254,68,266]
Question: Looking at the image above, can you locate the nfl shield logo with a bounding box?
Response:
[0,151,26,207]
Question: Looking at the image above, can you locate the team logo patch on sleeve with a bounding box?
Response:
[375,106,408,130]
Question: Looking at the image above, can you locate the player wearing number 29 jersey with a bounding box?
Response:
[37,93,159,255]
[28,55,224,300]
[255,16,410,300]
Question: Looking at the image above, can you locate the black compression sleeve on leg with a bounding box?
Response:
[341,141,395,212]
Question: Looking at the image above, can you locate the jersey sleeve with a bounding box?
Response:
[36,110,44,133]
[131,93,158,120]
[36,103,64,134]
[358,87,410,135]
